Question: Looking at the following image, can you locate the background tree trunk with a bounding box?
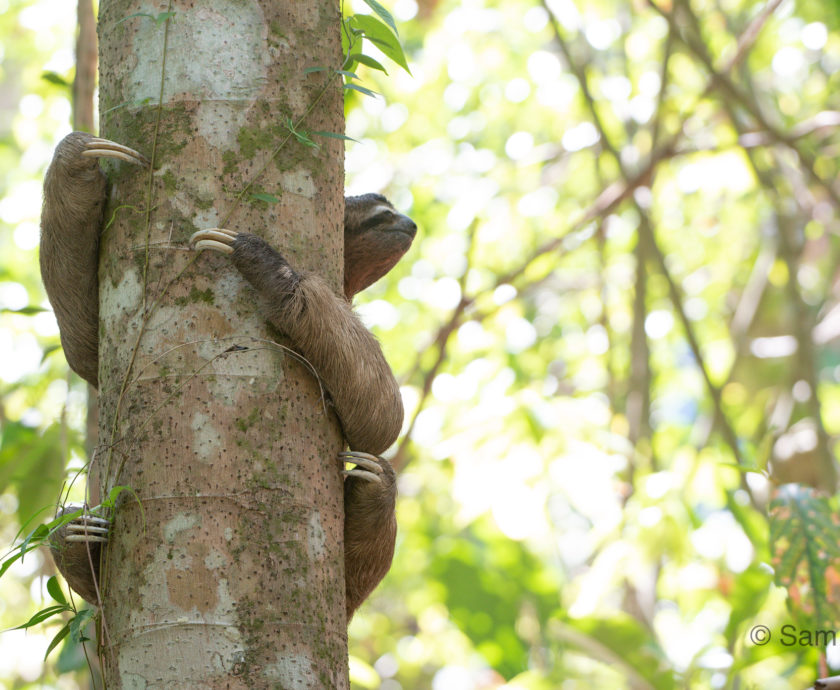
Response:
[96,1,347,686]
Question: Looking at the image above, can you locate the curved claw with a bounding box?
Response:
[63,513,110,543]
[340,451,384,484]
[81,137,149,167]
[191,228,238,255]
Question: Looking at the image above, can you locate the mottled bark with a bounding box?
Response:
[96,1,347,686]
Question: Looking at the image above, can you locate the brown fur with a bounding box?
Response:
[40,132,417,619]
[40,132,107,387]
[48,507,104,605]
[344,458,397,617]
[229,230,410,456]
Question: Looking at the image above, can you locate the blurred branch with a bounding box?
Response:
[729,241,776,343]
[664,0,837,490]
[495,159,666,291]
[641,220,747,470]
[394,220,479,471]
[720,0,786,73]
[394,154,664,469]
[649,0,840,211]
[544,0,763,480]
[394,296,466,472]
[651,25,675,149]
[628,223,653,463]
[73,0,96,132]
[775,211,836,490]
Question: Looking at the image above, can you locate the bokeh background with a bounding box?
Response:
[2,0,840,687]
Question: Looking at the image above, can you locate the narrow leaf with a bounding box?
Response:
[41,72,70,87]
[341,19,352,55]
[1,306,47,315]
[0,547,27,579]
[304,66,328,74]
[250,193,281,204]
[10,605,70,631]
[312,131,361,144]
[40,344,61,365]
[344,83,380,98]
[114,12,155,26]
[360,0,399,36]
[349,53,388,74]
[44,623,70,660]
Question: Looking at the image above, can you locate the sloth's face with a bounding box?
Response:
[343,194,418,298]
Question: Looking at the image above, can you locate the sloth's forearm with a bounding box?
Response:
[39,168,105,387]
[229,234,404,455]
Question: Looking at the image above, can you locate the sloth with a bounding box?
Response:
[42,131,416,620]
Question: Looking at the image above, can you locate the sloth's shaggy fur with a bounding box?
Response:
[41,132,416,620]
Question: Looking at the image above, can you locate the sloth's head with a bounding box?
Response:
[343,193,418,298]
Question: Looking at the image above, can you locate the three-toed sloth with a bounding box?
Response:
[42,131,417,619]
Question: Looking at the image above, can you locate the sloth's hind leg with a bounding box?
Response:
[40,132,148,387]
[341,451,397,620]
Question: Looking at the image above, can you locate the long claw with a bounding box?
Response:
[191,228,238,255]
[194,239,235,254]
[340,451,384,483]
[340,451,380,463]
[63,513,110,543]
[190,228,238,244]
[65,534,108,543]
[81,137,149,166]
[66,522,109,531]
[342,469,383,484]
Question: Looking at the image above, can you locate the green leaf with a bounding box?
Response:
[286,119,318,149]
[11,425,68,526]
[348,53,388,74]
[250,193,281,204]
[312,131,361,144]
[341,19,353,55]
[350,14,411,74]
[102,97,156,115]
[344,83,380,98]
[47,576,67,606]
[0,543,31,579]
[69,608,96,643]
[44,622,70,660]
[40,343,61,365]
[360,0,399,36]
[115,11,174,27]
[103,484,137,509]
[770,484,840,630]
[1,305,47,315]
[154,11,175,26]
[304,66,328,74]
[10,604,71,631]
[41,72,70,87]
[114,12,155,26]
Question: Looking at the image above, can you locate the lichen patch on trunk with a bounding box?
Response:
[120,1,270,105]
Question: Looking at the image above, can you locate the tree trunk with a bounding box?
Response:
[95,2,347,686]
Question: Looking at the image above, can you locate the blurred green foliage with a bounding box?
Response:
[2,0,840,688]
